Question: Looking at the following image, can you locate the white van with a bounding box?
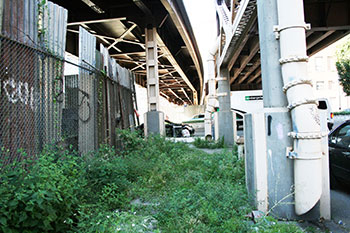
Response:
[318,98,334,130]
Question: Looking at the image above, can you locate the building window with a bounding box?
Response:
[327,56,336,72]
[315,57,324,71]
[316,81,325,90]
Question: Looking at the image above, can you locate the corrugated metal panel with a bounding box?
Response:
[1,0,38,46]
[79,26,96,154]
[38,2,67,145]
[0,0,3,33]
[117,65,132,89]
[110,57,118,81]
[42,1,67,57]
[100,44,119,82]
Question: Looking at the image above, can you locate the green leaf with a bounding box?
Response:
[0,217,7,226]
[8,200,18,207]
[18,212,27,223]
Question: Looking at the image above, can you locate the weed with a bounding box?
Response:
[0,146,83,232]
[193,136,226,149]
[0,130,304,232]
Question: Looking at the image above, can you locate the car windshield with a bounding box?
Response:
[192,114,204,119]
[330,123,350,148]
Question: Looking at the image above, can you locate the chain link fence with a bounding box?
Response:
[0,35,63,163]
[0,34,137,165]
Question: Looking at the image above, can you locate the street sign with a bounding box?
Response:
[245,95,263,101]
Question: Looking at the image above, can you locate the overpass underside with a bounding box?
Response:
[51,0,203,105]
[217,0,350,91]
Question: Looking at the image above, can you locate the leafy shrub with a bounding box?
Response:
[193,137,226,149]
[336,37,350,95]
[0,146,83,232]
[334,110,350,115]
[153,148,251,232]
[0,130,304,232]
[81,145,131,210]
[117,129,146,155]
[75,208,118,233]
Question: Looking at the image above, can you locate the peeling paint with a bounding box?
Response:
[310,105,320,126]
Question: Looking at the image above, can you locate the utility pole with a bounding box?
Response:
[245,0,330,219]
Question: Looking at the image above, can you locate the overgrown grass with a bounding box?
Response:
[193,137,226,149]
[0,130,304,232]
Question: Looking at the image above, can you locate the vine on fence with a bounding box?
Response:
[38,0,48,47]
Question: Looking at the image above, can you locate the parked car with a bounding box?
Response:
[329,120,350,189]
[184,110,244,131]
[136,120,195,138]
[318,98,334,130]
[165,120,195,137]
[182,113,205,124]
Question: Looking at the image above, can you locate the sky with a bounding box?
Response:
[183,0,217,63]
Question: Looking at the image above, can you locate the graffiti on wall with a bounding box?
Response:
[1,78,37,111]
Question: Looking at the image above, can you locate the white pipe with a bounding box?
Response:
[276,0,322,215]
[204,38,220,140]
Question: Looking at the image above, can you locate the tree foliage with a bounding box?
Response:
[336,37,350,95]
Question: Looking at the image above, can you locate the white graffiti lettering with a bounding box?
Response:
[18,81,29,105]
[3,79,18,104]
[2,79,37,111]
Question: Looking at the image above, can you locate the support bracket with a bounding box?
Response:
[273,23,311,39]
[286,147,323,160]
[279,56,309,65]
[287,98,318,110]
[283,79,313,93]
[288,131,328,139]
[216,92,228,97]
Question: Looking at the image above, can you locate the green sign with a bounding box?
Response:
[245,95,263,101]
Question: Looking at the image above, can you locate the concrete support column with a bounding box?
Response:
[144,26,165,136]
[146,26,159,111]
[256,0,296,219]
[216,67,234,145]
[252,0,328,219]
[204,54,218,140]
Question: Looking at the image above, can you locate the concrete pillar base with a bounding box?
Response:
[217,110,235,146]
[144,111,165,136]
[245,109,322,220]
[265,110,322,219]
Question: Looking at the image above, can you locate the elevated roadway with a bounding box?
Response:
[51,0,203,105]
[216,0,350,91]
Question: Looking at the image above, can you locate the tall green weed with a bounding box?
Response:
[193,137,226,149]
[0,130,305,232]
[0,146,83,232]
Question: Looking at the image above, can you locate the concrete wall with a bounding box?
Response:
[135,84,205,123]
